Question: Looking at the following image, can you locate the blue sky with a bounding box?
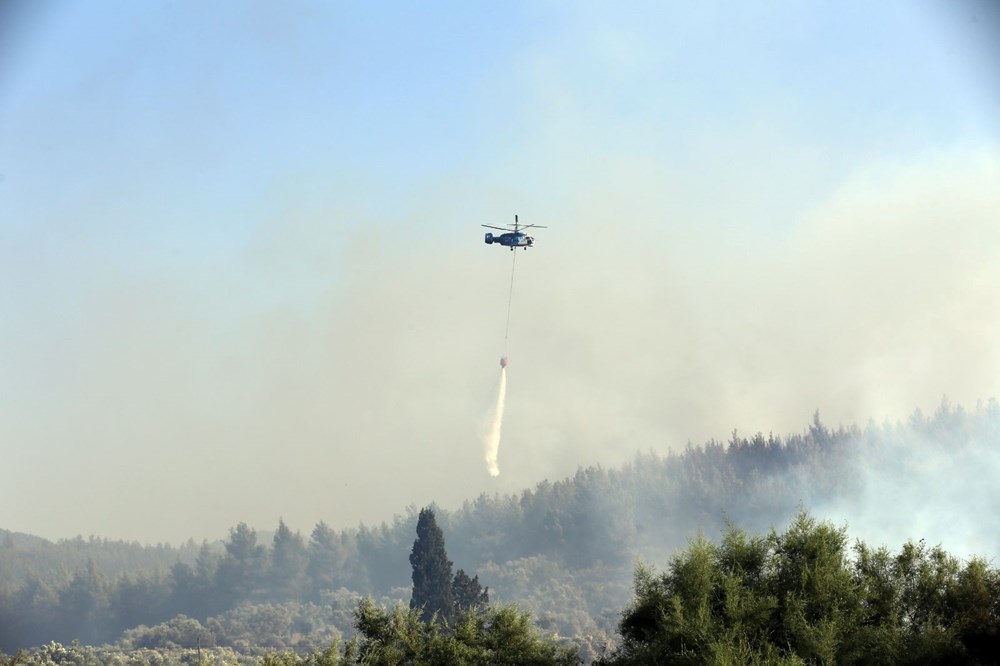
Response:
[1,1,998,543]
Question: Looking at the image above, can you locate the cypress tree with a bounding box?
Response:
[409,508,454,623]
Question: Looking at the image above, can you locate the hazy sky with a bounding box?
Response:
[2,1,998,544]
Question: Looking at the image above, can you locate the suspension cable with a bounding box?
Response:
[503,248,517,355]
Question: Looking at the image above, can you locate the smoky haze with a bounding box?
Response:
[1,2,998,544]
[4,151,998,545]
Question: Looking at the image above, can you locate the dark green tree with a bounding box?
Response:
[452,569,489,614]
[409,508,454,623]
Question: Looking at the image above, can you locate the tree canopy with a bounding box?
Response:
[600,511,1000,665]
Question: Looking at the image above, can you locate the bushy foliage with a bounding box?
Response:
[118,615,214,650]
[350,598,578,665]
[600,512,1000,665]
[0,641,252,666]
[207,603,341,653]
[479,555,625,661]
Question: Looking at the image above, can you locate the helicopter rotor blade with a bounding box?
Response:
[482,225,512,231]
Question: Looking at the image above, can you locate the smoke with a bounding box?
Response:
[483,368,507,477]
[810,407,1000,559]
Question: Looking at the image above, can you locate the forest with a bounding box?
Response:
[2,399,999,663]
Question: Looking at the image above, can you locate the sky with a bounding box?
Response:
[1,1,999,544]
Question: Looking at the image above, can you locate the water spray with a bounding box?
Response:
[484,367,506,477]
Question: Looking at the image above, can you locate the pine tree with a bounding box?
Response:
[306,521,340,596]
[270,518,308,600]
[216,522,266,606]
[409,508,454,623]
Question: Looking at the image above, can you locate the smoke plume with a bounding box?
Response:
[483,368,507,476]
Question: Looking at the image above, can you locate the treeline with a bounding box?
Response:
[444,399,1000,570]
[0,519,409,650]
[5,512,998,665]
[0,531,203,591]
[2,399,997,654]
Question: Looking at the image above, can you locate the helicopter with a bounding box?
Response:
[483,215,547,250]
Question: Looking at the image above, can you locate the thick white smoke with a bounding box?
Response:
[483,368,507,476]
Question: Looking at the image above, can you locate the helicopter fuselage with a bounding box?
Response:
[484,231,533,249]
[482,215,545,250]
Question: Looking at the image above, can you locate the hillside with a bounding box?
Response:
[2,400,998,658]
